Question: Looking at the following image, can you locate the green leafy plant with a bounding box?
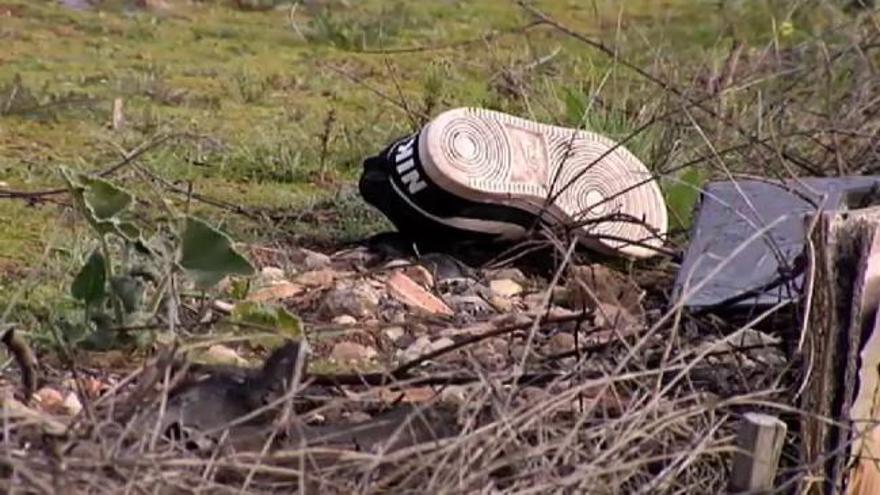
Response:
[60,167,255,349]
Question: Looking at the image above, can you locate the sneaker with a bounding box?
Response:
[359,107,668,258]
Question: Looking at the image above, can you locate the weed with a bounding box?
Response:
[57,168,254,349]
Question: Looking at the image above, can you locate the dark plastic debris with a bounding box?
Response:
[673,177,880,310]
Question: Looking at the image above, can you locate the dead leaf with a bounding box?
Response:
[566,264,645,322]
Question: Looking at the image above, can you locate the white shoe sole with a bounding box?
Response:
[417,107,668,258]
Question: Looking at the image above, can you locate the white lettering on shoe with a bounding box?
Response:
[393,136,427,194]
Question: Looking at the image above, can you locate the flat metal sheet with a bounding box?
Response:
[673,177,880,309]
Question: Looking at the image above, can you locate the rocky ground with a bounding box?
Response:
[0,235,795,493]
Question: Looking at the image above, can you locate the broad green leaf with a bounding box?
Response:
[114,221,141,241]
[663,167,708,231]
[231,300,304,346]
[71,251,106,305]
[114,220,152,255]
[60,168,135,237]
[180,217,254,289]
[80,175,133,220]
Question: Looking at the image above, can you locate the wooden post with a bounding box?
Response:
[111,97,125,131]
[800,209,880,493]
[729,412,787,493]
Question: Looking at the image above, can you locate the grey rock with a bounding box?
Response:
[400,336,432,362]
[430,337,455,352]
[445,295,495,317]
[487,267,527,283]
[489,279,523,298]
[258,266,286,286]
[332,315,357,325]
[382,326,406,342]
[331,342,377,362]
[302,249,331,270]
[548,332,577,354]
[322,281,380,318]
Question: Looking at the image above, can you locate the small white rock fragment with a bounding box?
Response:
[430,337,455,352]
[401,336,433,362]
[489,279,523,298]
[302,249,331,270]
[382,326,405,342]
[488,268,526,283]
[331,342,378,362]
[62,392,83,416]
[332,315,357,325]
[259,266,286,285]
[322,282,380,318]
[204,344,248,366]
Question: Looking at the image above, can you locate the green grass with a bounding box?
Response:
[0,0,869,303]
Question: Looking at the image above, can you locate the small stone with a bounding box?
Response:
[201,344,248,366]
[345,411,372,423]
[548,332,577,354]
[440,385,469,406]
[331,247,379,266]
[62,392,83,416]
[302,249,331,270]
[445,295,494,316]
[430,337,455,352]
[34,387,65,413]
[473,346,505,370]
[322,282,380,318]
[490,279,523,298]
[259,266,286,285]
[331,342,377,362]
[333,315,357,325]
[396,334,415,350]
[247,281,303,302]
[401,336,432,362]
[488,268,526,283]
[524,293,546,314]
[382,326,405,342]
[213,300,235,313]
[295,269,337,287]
[488,294,514,312]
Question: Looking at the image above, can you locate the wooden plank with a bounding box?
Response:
[729,412,787,493]
[847,230,880,494]
[801,209,880,493]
